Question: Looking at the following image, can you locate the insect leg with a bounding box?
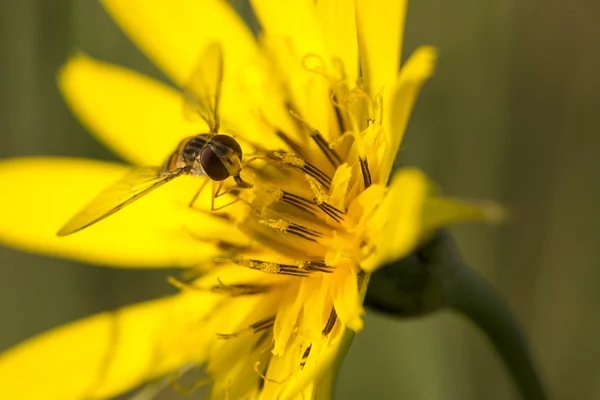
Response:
[211,180,242,212]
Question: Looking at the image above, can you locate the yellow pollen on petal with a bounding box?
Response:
[259,219,290,232]
[272,152,306,168]
[305,175,330,205]
[215,257,282,275]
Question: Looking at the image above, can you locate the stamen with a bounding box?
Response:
[305,175,330,205]
[167,276,271,296]
[303,161,332,189]
[260,218,290,232]
[322,307,338,337]
[259,219,323,243]
[211,278,272,296]
[303,260,335,273]
[261,188,321,218]
[281,191,319,216]
[271,152,331,189]
[333,100,346,134]
[359,156,373,188]
[318,203,345,223]
[305,175,345,223]
[290,110,343,168]
[217,317,275,339]
[215,257,311,277]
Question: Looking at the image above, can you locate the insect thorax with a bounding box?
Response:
[163,134,213,176]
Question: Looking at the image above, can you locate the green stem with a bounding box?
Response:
[365,231,547,400]
[447,266,547,400]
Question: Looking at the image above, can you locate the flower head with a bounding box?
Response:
[0,0,501,398]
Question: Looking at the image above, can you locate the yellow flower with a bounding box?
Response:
[0,0,501,399]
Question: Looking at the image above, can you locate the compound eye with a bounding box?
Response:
[210,134,243,159]
[200,147,230,181]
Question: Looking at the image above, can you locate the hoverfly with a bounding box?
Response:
[57,43,252,236]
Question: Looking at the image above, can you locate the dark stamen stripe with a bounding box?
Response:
[287,223,323,238]
[322,308,338,336]
[282,198,317,216]
[289,110,343,168]
[211,281,271,296]
[252,317,276,333]
[276,129,308,159]
[281,192,319,216]
[300,344,312,369]
[217,317,275,339]
[333,96,346,133]
[215,257,310,277]
[318,205,342,223]
[286,230,318,243]
[283,192,317,207]
[359,157,372,188]
[305,260,334,273]
[311,131,343,168]
[318,202,345,223]
[303,161,332,189]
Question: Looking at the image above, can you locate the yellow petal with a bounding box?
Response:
[0,292,219,400]
[315,0,359,79]
[378,46,437,183]
[0,157,225,268]
[59,55,205,166]
[100,1,274,155]
[332,263,364,332]
[361,168,428,271]
[252,0,330,135]
[356,0,406,98]
[262,323,344,400]
[101,0,256,86]
[362,168,504,271]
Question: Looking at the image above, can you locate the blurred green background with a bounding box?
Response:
[1,1,598,399]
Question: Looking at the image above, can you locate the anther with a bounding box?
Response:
[281,191,319,216]
[215,257,311,277]
[289,110,343,168]
[303,260,334,273]
[322,307,338,337]
[318,202,345,223]
[271,152,331,189]
[305,175,330,205]
[259,219,324,243]
[359,156,373,188]
[305,175,345,223]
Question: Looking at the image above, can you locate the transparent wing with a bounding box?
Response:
[182,42,224,133]
[57,166,185,236]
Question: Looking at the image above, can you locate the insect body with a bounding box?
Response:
[164,133,245,185]
[57,43,250,236]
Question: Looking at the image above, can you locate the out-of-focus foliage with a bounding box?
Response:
[0,1,598,399]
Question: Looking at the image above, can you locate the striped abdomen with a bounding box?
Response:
[162,134,213,173]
